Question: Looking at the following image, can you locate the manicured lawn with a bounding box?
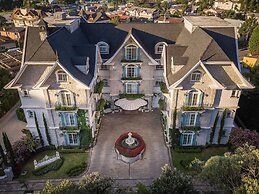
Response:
[19,150,88,179]
[171,147,229,172]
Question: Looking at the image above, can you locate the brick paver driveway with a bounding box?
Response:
[88,109,170,184]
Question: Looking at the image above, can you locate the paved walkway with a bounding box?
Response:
[88,110,171,185]
[0,102,25,145]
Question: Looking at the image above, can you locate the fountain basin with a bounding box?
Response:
[115,132,145,163]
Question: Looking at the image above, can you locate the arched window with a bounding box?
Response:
[126,64,139,77]
[58,90,74,106]
[125,44,138,60]
[97,41,109,54]
[190,70,202,82]
[185,90,203,107]
[155,42,167,54]
[56,70,68,82]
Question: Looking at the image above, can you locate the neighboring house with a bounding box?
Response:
[154,16,183,24]
[0,36,17,52]
[0,49,22,75]
[125,6,160,20]
[213,0,241,11]
[12,8,48,27]
[107,12,131,23]
[0,26,25,42]
[243,55,259,68]
[5,16,253,147]
[80,11,111,23]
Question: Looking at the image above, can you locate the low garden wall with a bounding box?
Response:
[34,151,60,169]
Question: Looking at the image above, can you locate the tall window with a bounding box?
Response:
[186,112,197,126]
[186,90,201,106]
[97,41,109,54]
[60,91,73,106]
[126,83,138,94]
[126,65,138,77]
[27,110,33,118]
[56,70,68,82]
[64,113,76,126]
[68,133,78,145]
[182,133,194,146]
[125,45,138,60]
[190,71,201,82]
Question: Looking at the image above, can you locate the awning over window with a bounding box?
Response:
[115,98,147,111]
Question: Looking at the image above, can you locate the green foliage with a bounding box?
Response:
[79,172,114,194]
[43,113,51,146]
[136,183,149,194]
[217,109,226,144]
[220,10,245,20]
[66,162,86,177]
[32,158,64,176]
[34,112,44,147]
[42,180,78,194]
[78,109,92,148]
[172,108,177,130]
[94,81,104,94]
[239,15,258,41]
[158,98,166,111]
[119,93,145,99]
[110,17,120,24]
[150,164,195,194]
[16,108,26,122]
[96,98,106,112]
[174,146,202,153]
[0,69,19,118]
[159,82,168,93]
[200,144,259,193]
[239,0,259,13]
[209,112,219,144]
[182,106,204,111]
[249,25,259,54]
[0,143,8,167]
[55,105,77,111]
[182,126,201,131]
[0,168,5,176]
[2,132,15,167]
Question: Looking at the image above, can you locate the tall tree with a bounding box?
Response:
[239,15,258,42]
[2,132,15,167]
[43,113,51,145]
[248,25,259,54]
[0,143,8,167]
[34,112,44,147]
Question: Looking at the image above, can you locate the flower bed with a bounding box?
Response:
[114,132,145,158]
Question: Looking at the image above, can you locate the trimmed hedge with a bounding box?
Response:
[32,158,64,176]
[174,146,203,153]
[66,162,86,177]
[16,108,26,122]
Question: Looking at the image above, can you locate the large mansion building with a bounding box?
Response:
[5,16,253,147]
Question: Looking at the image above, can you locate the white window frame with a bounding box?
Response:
[186,112,197,126]
[182,132,194,146]
[97,41,109,54]
[187,90,200,106]
[60,91,74,106]
[126,64,138,77]
[56,70,68,83]
[230,90,239,98]
[155,42,166,54]
[125,44,138,60]
[68,133,78,145]
[64,113,76,126]
[190,71,202,82]
[126,83,138,94]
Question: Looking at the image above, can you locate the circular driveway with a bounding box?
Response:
[87,109,171,185]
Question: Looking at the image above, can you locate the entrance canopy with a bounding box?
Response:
[115,98,147,111]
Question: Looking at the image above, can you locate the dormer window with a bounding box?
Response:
[22,89,29,97]
[190,71,202,82]
[27,110,33,118]
[97,41,109,54]
[155,42,167,54]
[56,70,68,82]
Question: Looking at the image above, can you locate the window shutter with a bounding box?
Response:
[196,113,200,127]
[124,84,126,93]
[60,113,65,127]
[65,113,69,126]
[124,47,127,60]
[64,133,69,145]
[180,133,183,146]
[123,66,126,78]
[192,134,197,145]
[198,92,204,106]
[76,133,80,145]
[137,66,140,77]
[184,93,188,106]
[137,84,140,94]
[137,48,140,60]
[181,113,185,127]
[57,93,62,106]
[74,113,78,126]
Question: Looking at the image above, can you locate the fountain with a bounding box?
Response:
[115,132,145,163]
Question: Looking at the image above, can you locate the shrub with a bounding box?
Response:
[94,81,104,94]
[36,145,56,153]
[159,82,168,93]
[96,98,105,112]
[229,128,259,149]
[16,108,25,122]
[174,146,203,153]
[0,168,5,176]
[32,158,64,176]
[66,162,86,177]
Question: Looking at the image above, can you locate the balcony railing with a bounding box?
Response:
[55,102,77,111]
[181,126,201,132]
[121,76,142,80]
[182,105,204,111]
[59,126,78,131]
[119,93,144,99]
[121,59,142,63]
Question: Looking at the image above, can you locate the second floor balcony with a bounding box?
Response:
[55,102,77,111]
